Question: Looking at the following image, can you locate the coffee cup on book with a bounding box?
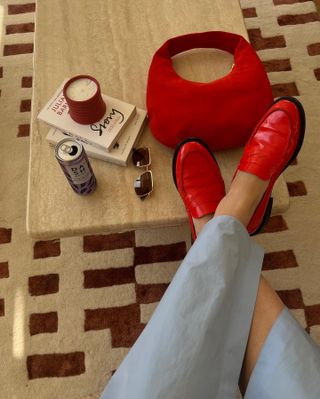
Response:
[63,75,106,125]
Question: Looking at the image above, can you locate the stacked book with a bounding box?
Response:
[38,79,147,166]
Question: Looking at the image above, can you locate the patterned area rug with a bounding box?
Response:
[0,1,320,398]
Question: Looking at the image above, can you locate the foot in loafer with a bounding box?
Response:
[172,138,226,240]
[215,96,305,235]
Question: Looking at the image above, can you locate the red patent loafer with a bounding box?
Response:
[172,138,226,240]
[236,96,306,235]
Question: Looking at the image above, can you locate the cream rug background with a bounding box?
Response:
[0,0,320,398]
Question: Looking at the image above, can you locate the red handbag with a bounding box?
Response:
[146,31,273,150]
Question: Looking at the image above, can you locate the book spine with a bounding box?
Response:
[57,128,107,151]
[46,133,127,166]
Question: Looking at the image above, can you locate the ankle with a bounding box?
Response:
[229,171,269,214]
[214,193,253,227]
[228,184,262,212]
[192,214,214,235]
[214,174,269,227]
[231,171,269,198]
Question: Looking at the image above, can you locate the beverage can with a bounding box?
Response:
[55,138,96,195]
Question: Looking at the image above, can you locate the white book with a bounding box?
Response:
[46,108,147,166]
[38,79,137,152]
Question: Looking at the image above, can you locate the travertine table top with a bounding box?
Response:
[27,0,289,239]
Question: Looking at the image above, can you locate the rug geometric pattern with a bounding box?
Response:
[0,0,319,398]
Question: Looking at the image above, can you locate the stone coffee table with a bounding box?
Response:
[27,0,289,239]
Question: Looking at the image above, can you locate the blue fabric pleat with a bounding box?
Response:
[245,307,320,399]
[100,216,320,398]
[100,216,263,398]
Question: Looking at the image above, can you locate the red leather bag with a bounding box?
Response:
[146,31,273,150]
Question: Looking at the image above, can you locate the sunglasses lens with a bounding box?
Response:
[132,147,150,167]
[134,171,153,198]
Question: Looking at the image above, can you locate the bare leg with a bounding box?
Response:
[193,170,285,395]
[214,171,269,225]
[192,214,214,234]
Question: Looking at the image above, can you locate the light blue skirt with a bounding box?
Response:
[100,216,320,398]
